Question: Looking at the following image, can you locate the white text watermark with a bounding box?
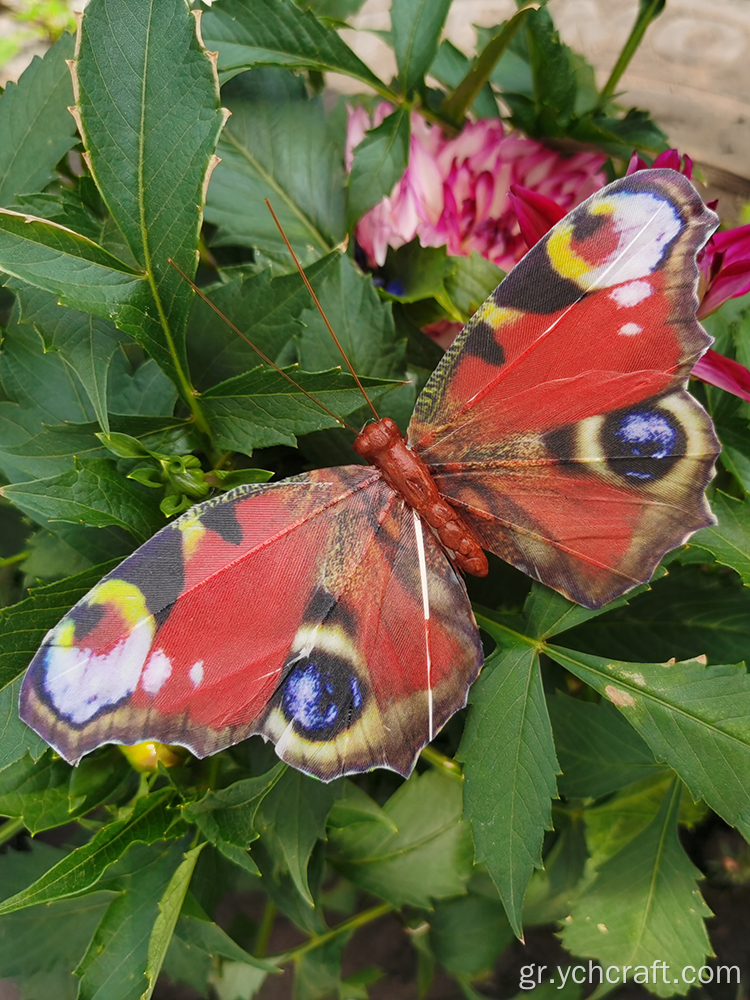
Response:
[519,961,740,990]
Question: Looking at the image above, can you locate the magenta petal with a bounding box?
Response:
[698,261,750,317]
[509,185,566,249]
[626,152,649,175]
[692,350,750,402]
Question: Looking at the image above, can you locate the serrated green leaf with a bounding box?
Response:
[14,284,128,433]
[458,621,558,938]
[390,0,452,95]
[201,0,388,93]
[327,779,398,832]
[143,844,206,1000]
[0,34,77,208]
[583,774,684,870]
[549,692,665,800]
[442,252,504,322]
[521,816,589,927]
[186,254,340,389]
[441,8,533,125]
[328,769,473,908]
[691,492,750,586]
[294,937,346,1000]
[429,891,513,977]
[519,7,578,136]
[202,366,399,455]
[0,788,176,914]
[429,40,499,120]
[184,763,284,874]
[560,564,750,665]
[560,781,712,996]
[0,208,152,314]
[3,457,164,543]
[347,107,410,226]
[0,843,112,1000]
[75,839,191,1000]
[254,768,334,907]
[0,676,48,771]
[546,645,750,841]
[76,0,224,399]
[297,253,403,380]
[206,69,345,263]
[0,748,130,834]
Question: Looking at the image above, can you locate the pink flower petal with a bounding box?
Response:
[509,185,566,249]
[692,349,750,402]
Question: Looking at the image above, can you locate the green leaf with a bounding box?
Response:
[390,0,452,95]
[3,458,164,543]
[328,769,473,908]
[570,107,668,158]
[327,779,398,832]
[583,774,683,870]
[14,284,128,433]
[0,788,176,915]
[549,693,665,800]
[442,251,504,323]
[143,844,206,1000]
[201,0,388,93]
[0,211,167,359]
[294,0,367,20]
[691,491,750,586]
[75,839,192,1000]
[297,254,403,380]
[458,620,558,938]
[522,816,589,927]
[560,781,712,996]
[0,843,112,1000]
[186,254,340,389]
[254,768,335,906]
[519,7,578,136]
[294,937,346,1000]
[0,676,48,772]
[0,33,77,208]
[206,69,345,264]
[441,8,533,124]
[429,41,499,120]
[184,764,285,874]
[0,748,130,834]
[76,0,225,402]
[429,891,513,977]
[201,366,399,455]
[546,645,750,842]
[347,107,410,226]
[560,564,750,665]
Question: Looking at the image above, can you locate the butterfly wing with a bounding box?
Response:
[408,170,721,608]
[20,467,482,779]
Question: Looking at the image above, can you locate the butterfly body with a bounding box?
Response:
[353,416,488,575]
[19,171,721,780]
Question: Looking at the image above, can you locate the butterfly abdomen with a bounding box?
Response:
[353,417,489,576]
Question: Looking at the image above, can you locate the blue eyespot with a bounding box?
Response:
[604,407,683,481]
[281,658,364,739]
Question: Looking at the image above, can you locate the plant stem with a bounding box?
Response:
[255,899,276,957]
[598,0,665,105]
[0,550,30,568]
[0,817,25,847]
[420,745,463,779]
[273,902,393,964]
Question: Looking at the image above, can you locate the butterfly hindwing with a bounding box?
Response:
[408,170,721,607]
[20,467,482,779]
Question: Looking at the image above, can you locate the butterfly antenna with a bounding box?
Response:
[167,258,358,433]
[265,199,381,422]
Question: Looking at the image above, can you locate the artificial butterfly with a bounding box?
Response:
[20,170,721,781]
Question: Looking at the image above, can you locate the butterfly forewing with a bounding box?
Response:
[409,170,721,607]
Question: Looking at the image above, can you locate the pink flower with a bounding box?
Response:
[347,106,606,270]
[697,223,750,319]
[692,351,750,403]
[509,184,565,250]
[626,148,694,178]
